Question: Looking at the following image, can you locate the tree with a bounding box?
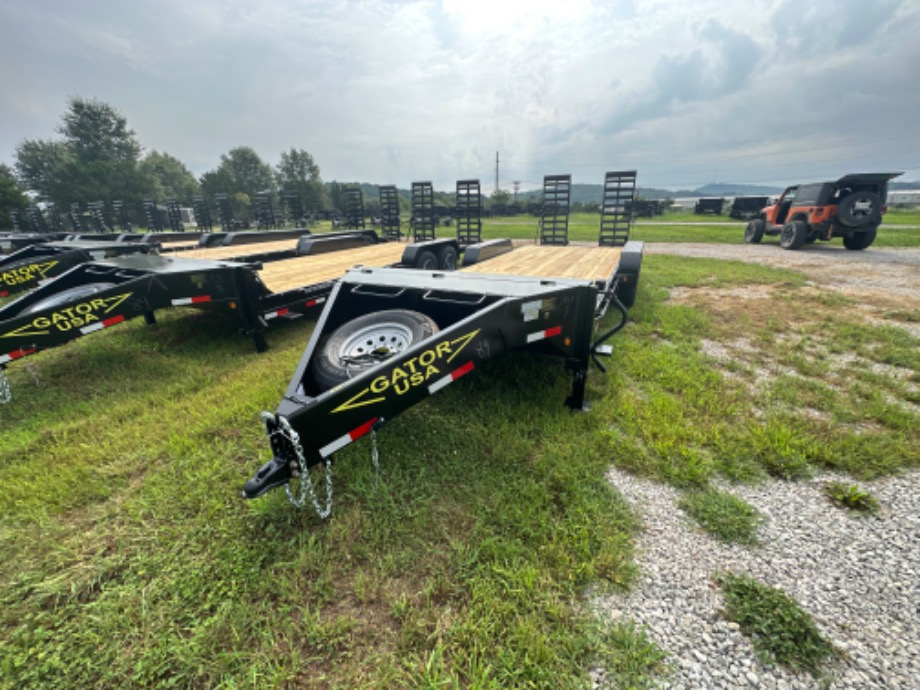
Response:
[275,148,327,212]
[14,97,146,216]
[200,147,275,217]
[14,139,70,201]
[489,189,512,207]
[0,164,29,230]
[58,96,141,164]
[139,151,199,202]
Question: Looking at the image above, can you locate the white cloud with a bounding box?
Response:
[1,0,918,190]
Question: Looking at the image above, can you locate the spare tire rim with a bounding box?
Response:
[339,321,415,364]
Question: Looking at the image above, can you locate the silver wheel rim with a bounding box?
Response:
[339,321,414,360]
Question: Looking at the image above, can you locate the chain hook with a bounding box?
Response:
[0,368,11,405]
[271,414,333,519]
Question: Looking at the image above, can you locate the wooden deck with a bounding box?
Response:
[259,243,406,293]
[461,245,622,282]
[175,239,299,260]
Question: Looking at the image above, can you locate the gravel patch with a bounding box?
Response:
[592,244,920,689]
[592,469,920,689]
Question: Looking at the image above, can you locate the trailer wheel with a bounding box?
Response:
[312,309,440,390]
[837,191,881,228]
[22,282,117,314]
[436,245,458,270]
[843,228,877,250]
[414,249,438,270]
[744,219,765,244]
[779,221,807,250]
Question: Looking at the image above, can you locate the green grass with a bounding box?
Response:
[679,488,763,545]
[467,210,920,246]
[0,247,917,687]
[823,481,880,514]
[716,572,837,676]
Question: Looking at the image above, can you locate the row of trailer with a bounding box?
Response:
[1,172,644,515]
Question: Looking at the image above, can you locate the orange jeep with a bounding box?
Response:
[744,172,902,250]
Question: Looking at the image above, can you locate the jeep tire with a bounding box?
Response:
[779,220,808,250]
[843,228,877,251]
[744,219,765,244]
[837,191,881,228]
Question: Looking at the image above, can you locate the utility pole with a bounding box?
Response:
[495,151,499,193]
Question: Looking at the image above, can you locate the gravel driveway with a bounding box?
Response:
[592,243,920,689]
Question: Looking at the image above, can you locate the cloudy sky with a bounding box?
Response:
[1,0,918,191]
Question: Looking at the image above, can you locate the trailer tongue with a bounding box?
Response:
[243,240,644,510]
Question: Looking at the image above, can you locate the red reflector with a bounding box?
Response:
[306,300,316,307]
[102,315,125,328]
[349,417,379,441]
[452,361,475,380]
[545,326,562,338]
[191,295,211,304]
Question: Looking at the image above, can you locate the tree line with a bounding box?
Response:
[2,97,327,229]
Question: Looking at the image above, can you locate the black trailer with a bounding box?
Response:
[728,196,769,220]
[0,240,159,297]
[694,198,725,215]
[0,235,463,373]
[242,238,644,512]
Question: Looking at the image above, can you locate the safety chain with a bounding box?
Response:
[271,414,333,519]
[0,369,11,405]
[370,430,380,491]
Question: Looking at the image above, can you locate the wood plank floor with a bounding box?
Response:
[260,243,406,292]
[461,245,622,282]
[176,239,299,260]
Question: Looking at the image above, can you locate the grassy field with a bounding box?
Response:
[1,229,919,686]
[472,209,920,246]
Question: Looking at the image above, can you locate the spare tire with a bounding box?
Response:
[312,309,439,390]
[837,191,881,228]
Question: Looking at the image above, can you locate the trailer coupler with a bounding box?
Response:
[242,412,302,499]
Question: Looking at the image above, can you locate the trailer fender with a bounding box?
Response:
[614,241,643,308]
[460,238,514,267]
[400,238,460,269]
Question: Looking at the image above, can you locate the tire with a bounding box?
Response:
[779,220,807,250]
[843,228,877,251]
[414,249,438,270]
[837,191,881,228]
[23,282,116,314]
[436,245,458,271]
[744,219,765,244]
[312,309,439,390]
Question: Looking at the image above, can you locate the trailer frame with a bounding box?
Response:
[243,239,644,505]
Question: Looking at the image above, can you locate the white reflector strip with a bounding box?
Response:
[264,308,290,321]
[319,417,378,458]
[428,360,476,394]
[171,295,212,306]
[80,315,125,335]
[306,298,326,308]
[526,325,562,343]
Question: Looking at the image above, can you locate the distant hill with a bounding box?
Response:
[517,182,782,204]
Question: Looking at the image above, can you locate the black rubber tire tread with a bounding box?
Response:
[837,191,881,228]
[23,282,117,314]
[744,219,765,244]
[436,245,458,271]
[779,220,807,250]
[414,249,438,270]
[312,309,440,390]
[843,228,877,250]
